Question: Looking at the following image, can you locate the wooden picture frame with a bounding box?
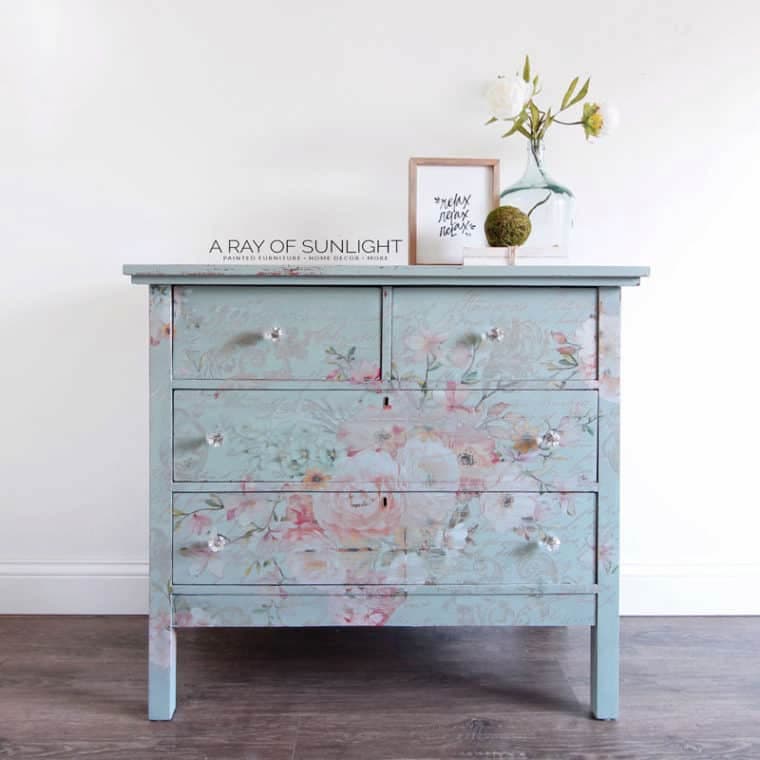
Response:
[408,157,500,265]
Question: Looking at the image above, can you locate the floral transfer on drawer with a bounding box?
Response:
[172,285,381,381]
[173,388,598,489]
[173,592,596,628]
[391,287,597,387]
[172,491,596,586]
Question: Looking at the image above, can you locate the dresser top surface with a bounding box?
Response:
[124,264,649,286]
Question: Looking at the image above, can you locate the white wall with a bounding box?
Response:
[1,0,758,615]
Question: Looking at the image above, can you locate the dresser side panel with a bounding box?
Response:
[591,286,622,719]
[148,285,176,719]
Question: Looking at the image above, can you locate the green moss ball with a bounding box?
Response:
[484,206,532,247]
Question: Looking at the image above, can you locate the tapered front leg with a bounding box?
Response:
[147,285,176,720]
[591,608,619,719]
[149,615,176,719]
[592,287,622,720]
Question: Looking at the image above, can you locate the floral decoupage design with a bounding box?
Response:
[173,591,595,629]
[172,285,381,381]
[172,491,597,586]
[173,388,598,488]
[392,287,597,387]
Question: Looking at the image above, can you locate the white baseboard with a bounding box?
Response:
[620,563,760,615]
[1,561,758,615]
[0,561,148,614]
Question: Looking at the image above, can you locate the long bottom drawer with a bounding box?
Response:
[173,491,596,586]
[173,591,596,627]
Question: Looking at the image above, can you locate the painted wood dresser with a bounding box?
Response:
[124,264,648,720]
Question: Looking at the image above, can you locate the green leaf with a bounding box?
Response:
[461,371,480,384]
[501,111,527,137]
[561,77,579,110]
[528,100,540,134]
[538,108,553,140]
[522,55,531,83]
[516,124,532,139]
[484,116,498,125]
[567,77,590,108]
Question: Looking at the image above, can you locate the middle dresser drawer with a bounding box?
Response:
[173,389,598,489]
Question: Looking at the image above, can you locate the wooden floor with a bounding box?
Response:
[0,617,758,759]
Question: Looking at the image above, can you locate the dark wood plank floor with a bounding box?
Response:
[0,617,758,759]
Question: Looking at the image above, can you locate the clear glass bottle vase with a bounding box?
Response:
[500,140,574,257]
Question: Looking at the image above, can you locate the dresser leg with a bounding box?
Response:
[148,626,176,720]
[590,615,619,720]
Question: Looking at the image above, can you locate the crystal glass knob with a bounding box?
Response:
[206,432,224,448]
[486,327,505,342]
[539,429,561,449]
[264,326,284,342]
[540,533,561,552]
[207,534,228,553]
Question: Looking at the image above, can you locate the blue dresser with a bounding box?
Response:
[124,264,648,720]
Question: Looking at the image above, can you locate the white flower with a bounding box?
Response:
[583,102,620,139]
[598,102,620,136]
[485,76,532,120]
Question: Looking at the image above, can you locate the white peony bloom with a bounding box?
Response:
[485,76,532,120]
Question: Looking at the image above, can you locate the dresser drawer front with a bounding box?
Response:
[172,492,595,586]
[392,287,597,386]
[173,388,597,488]
[173,285,381,381]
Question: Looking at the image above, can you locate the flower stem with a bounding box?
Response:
[527,192,552,218]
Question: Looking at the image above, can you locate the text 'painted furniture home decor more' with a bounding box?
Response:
[124,264,648,720]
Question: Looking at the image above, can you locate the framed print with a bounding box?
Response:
[408,157,500,265]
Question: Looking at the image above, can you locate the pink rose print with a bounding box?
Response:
[330,583,404,626]
[312,450,401,544]
[281,494,327,544]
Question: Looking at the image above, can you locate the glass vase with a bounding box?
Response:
[500,140,574,257]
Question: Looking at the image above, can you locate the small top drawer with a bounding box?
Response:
[392,287,597,387]
[173,286,381,381]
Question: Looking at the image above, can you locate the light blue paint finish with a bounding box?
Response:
[147,286,175,720]
[124,264,650,287]
[172,491,597,587]
[173,285,381,381]
[173,388,598,488]
[173,592,597,627]
[126,266,646,721]
[591,286,622,720]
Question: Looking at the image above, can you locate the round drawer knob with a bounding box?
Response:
[207,534,228,553]
[539,429,561,449]
[206,432,224,448]
[540,533,561,552]
[264,326,284,342]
